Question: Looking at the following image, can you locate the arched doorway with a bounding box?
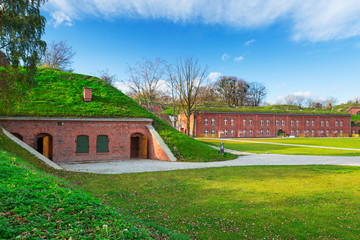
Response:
[130,133,148,159]
[11,133,23,141]
[36,133,52,160]
[277,129,284,136]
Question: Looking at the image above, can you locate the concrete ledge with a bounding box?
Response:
[146,125,177,162]
[0,117,153,122]
[1,127,63,170]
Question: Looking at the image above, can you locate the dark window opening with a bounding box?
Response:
[96,135,109,153]
[76,135,89,153]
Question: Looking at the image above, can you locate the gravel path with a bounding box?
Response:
[60,154,360,174]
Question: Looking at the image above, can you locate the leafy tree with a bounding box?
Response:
[0,0,47,77]
[215,76,249,107]
[0,0,47,112]
[42,41,76,71]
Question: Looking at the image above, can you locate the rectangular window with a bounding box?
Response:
[224,118,228,125]
[76,135,89,153]
[212,129,215,135]
[326,121,329,127]
[340,121,343,127]
[312,120,315,126]
[282,120,285,126]
[291,130,294,136]
[296,120,299,126]
[260,119,264,126]
[306,120,309,126]
[276,120,279,126]
[266,120,270,126]
[243,130,246,136]
[204,118,208,125]
[249,129,253,136]
[335,121,338,127]
[212,118,215,125]
[261,129,264,136]
[321,121,324,126]
[231,119,234,126]
[249,119,253,126]
[291,120,294,126]
[96,135,109,153]
[231,129,235,136]
[266,130,270,136]
[243,119,246,126]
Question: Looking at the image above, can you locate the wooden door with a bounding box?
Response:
[43,136,50,158]
[141,135,147,159]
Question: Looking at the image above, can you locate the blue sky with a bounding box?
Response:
[41,0,360,104]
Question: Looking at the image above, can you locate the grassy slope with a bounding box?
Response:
[0,132,152,239]
[69,165,360,239]
[199,139,360,156]
[0,68,236,162]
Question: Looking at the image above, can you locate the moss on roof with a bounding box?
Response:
[0,68,236,162]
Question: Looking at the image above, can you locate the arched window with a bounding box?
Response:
[204,129,209,135]
[224,129,228,136]
[249,119,253,126]
[76,135,89,153]
[211,118,215,125]
[96,135,109,153]
[357,111,360,116]
[204,118,208,125]
[231,129,235,136]
[249,129,253,136]
[224,118,228,125]
[231,119,234,126]
[212,129,216,135]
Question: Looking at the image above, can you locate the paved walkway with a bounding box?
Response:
[60,154,360,174]
[202,138,360,151]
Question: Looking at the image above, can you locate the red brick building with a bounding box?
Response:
[346,107,360,116]
[0,117,175,163]
[180,111,353,138]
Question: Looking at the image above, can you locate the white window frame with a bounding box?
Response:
[260,129,264,136]
[266,120,270,126]
[243,119,246,126]
[231,119,234,126]
[291,120,294,126]
[204,129,208,136]
[212,118,215,125]
[335,121,338,127]
[243,130,246,136]
[224,129,228,136]
[312,120,315,126]
[321,121,324,126]
[231,129,235,136]
[266,129,270,136]
[212,129,215,135]
[204,118,208,125]
[224,118,228,125]
[340,121,343,127]
[282,120,285,126]
[249,129,253,136]
[249,119,253,126]
[296,120,299,126]
[306,120,309,126]
[276,120,279,126]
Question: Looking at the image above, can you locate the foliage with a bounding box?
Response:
[0,0,46,80]
[215,76,249,107]
[41,41,76,71]
[68,165,360,239]
[0,150,152,238]
[0,68,236,162]
[200,138,360,156]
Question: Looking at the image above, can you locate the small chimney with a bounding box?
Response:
[83,87,92,102]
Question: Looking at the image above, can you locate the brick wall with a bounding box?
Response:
[346,108,360,115]
[0,118,172,163]
[180,112,353,138]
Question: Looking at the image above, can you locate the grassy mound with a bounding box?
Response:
[0,133,152,239]
[0,68,236,162]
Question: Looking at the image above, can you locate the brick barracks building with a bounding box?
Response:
[180,111,360,138]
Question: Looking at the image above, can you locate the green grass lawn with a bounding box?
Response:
[66,166,360,239]
[198,138,360,156]
[237,137,360,149]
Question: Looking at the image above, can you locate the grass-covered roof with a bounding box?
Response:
[0,68,236,162]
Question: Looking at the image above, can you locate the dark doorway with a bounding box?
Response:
[36,133,52,160]
[130,133,148,159]
[277,129,284,136]
[359,130,360,135]
[130,136,140,158]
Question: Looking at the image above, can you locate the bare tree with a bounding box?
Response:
[166,64,182,128]
[283,94,306,107]
[247,82,267,106]
[42,41,76,71]
[174,57,208,137]
[97,69,117,86]
[325,97,337,109]
[215,76,249,107]
[127,58,165,110]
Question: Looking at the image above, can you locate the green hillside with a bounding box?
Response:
[0,68,235,162]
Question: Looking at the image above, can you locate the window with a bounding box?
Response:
[340,121,343,127]
[231,119,234,126]
[249,129,253,136]
[306,120,309,126]
[204,129,209,135]
[260,129,264,136]
[282,120,285,126]
[76,135,89,153]
[266,120,270,126]
[358,111,360,116]
[224,118,228,125]
[312,120,315,126]
[205,118,208,125]
[312,130,315,136]
[231,129,235,136]
[335,121,338,127]
[340,130,343,135]
[296,130,299,136]
[212,118,215,125]
[243,119,246,126]
[326,130,329,135]
[291,120,294,126]
[321,121,324,126]
[276,120,279,126]
[260,119,264,126]
[296,120,299,126]
[96,135,109,153]
[243,130,246,136]
[291,130,294,136]
[266,130,270,136]
[353,130,356,135]
[212,129,216,135]
[224,129,228,136]
[326,121,329,127]
[249,119,253,126]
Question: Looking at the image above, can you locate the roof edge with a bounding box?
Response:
[0,117,153,122]
[201,111,351,117]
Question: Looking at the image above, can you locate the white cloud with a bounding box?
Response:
[221,53,230,61]
[245,39,256,46]
[44,0,360,41]
[234,56,244,62]
[207,72,221,82]
[113,81,130,93]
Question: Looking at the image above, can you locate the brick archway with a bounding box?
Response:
[36,133,53,160]
[130,133,148,159]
